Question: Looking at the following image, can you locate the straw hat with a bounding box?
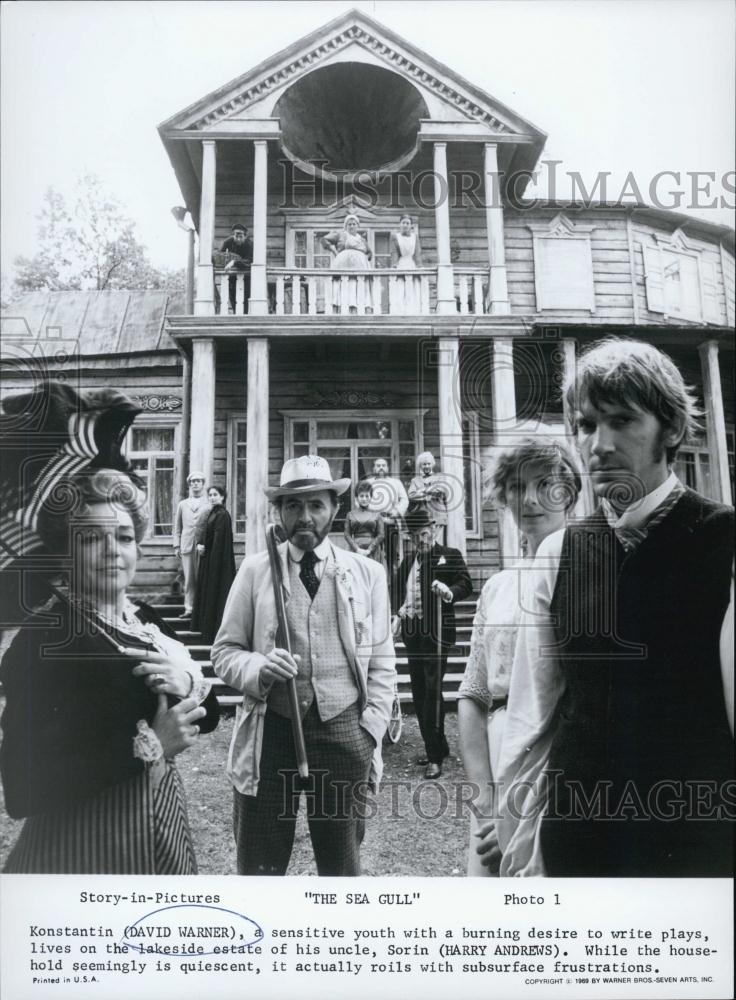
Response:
[265,455,351,500]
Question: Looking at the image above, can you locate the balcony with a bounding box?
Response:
[212,265,490,317]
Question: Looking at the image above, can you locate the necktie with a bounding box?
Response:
[613,481,685,553]
[299,550,320,600]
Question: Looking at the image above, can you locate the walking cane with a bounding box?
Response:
[435,588,443,732]
[266,524,309,780]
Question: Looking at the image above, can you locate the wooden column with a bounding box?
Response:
[484,143,510,315]
[189,338,216,483]
[178,350,192,498]
[249,140,269,316]
[185,229,195,314]
[245,338,270,555]
[437,337,466,555]
[433,143,456,315]
[699,340,732,505]
[490,337,518,564]
[560,337,594,514]
[194,140,216,316]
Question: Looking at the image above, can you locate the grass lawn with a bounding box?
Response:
[1,708,472,877]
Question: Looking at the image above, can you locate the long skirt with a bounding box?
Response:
[466,706,506,877]
[3,763,197,874]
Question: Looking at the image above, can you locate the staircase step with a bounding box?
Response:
[152,597,475,709]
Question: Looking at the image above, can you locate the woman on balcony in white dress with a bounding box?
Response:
[457,437,581,876]
[321,214,372,313]
[389,214,423,314]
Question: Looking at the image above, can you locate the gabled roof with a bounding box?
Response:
[159,8,546,209]
[159,9,546,141]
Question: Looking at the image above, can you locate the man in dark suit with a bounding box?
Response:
[220,223,253,313]
[393,508,472,778]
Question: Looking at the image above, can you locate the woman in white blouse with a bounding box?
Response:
[457,437,581,875]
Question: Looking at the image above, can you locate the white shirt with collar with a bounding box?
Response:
[287,536,331,580]
[601,470,680,533]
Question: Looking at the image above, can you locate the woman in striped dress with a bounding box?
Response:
[0,467,220,874]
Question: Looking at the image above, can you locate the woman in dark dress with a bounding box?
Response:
[191,485,236,643]
[343,480,384,563]
[0,466,220,874]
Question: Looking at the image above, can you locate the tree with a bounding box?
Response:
[11,174,184,295]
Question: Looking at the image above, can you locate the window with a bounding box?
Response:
[674,430,735,502]
[462,413,482,537]
[228,415,247,536]
[528,214,596,312]
[289,228,394,269]
[643,232,722,323]
[282,410,423,534]
[126,423,178,537]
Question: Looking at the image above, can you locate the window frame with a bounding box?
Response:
[527,213,596,313]
[280,408,426,537]
[227,412,248,539]
[462,411,483,539]
[123,415,180,542]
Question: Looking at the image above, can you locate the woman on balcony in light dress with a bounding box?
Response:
[457,437,580,877]
[389,214,423,314]
[321,213,373,314]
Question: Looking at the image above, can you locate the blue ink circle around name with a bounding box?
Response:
[122,904,263,958]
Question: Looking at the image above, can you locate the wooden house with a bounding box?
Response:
[2,9,733,621]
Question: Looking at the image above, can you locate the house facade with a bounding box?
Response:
[2,9,734,600]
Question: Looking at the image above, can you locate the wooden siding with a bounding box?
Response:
[211,336,502,593]
[632,222,730,327]
[211,142,732,328]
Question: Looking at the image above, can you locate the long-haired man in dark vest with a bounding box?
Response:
[500,337,733,876]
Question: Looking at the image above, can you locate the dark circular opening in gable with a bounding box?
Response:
[275,63,428,175]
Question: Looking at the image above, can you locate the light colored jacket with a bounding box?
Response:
[173,498,207,553]
[211,541,396,796]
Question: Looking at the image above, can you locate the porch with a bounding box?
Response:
[215,266,490,317]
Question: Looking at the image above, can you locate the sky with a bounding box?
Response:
[1,0,734,274]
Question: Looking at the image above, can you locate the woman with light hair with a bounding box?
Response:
[457,435,581,876]
[389,214,423,314]
[408,451,449,536]
[321,213,373,313]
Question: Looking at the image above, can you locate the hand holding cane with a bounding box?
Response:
[266,524,309,780]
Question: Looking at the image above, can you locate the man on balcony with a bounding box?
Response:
[220,223,253,314]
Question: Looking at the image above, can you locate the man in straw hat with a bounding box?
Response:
[212,455,396,875]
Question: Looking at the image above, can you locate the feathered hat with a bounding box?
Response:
[0,379,142,627]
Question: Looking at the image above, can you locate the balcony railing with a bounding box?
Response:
[212,266,490,317]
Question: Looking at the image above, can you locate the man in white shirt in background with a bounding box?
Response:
[173,470,207,617]
[367,457,409,589]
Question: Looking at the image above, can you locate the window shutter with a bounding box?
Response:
[698,259,721,323]
[643,245,666,313]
